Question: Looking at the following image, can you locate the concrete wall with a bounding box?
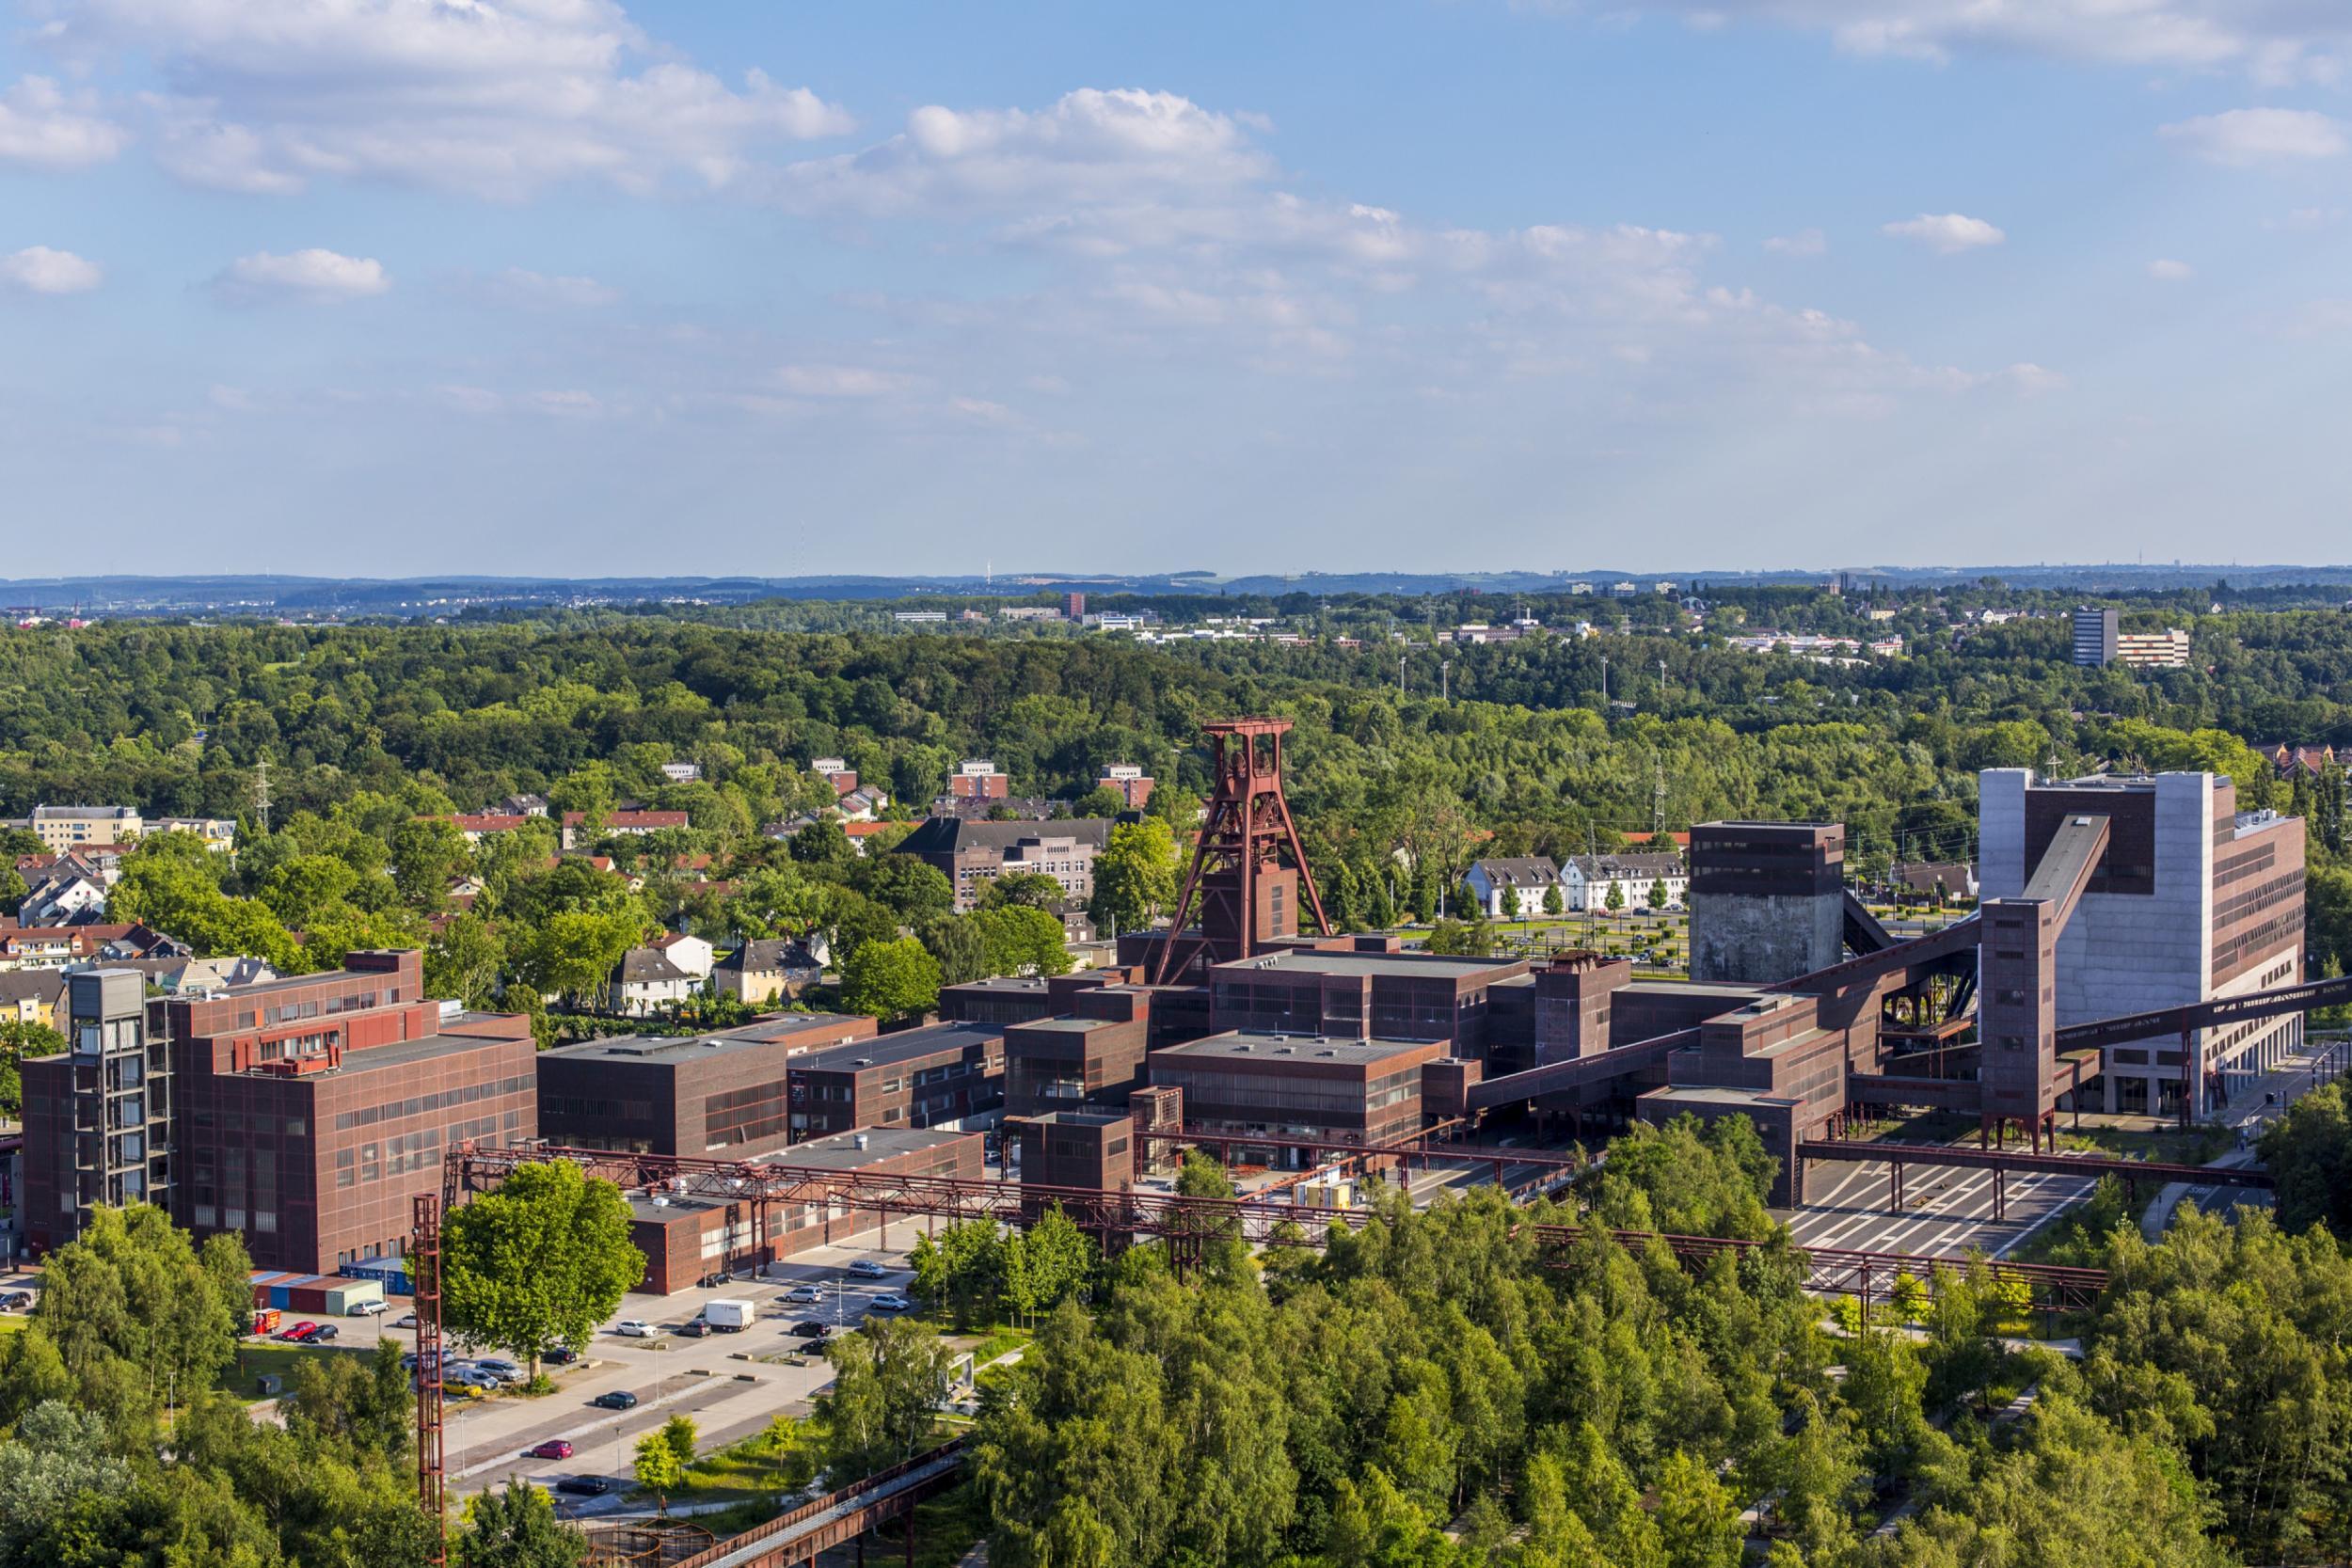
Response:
[1689,893,1842,986]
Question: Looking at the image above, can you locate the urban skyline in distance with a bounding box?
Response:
[5,3,2352,573]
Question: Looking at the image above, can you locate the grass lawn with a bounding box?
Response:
[2049,1123,2233,1165]
[220,1339,378,1400]
[956,1323,1032,1369]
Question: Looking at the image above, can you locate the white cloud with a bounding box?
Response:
[1763,228,1827,257]
[770,88,1268,221]
[0,246,103,293]
[437,385,502,415]
[51,0,851,198]
[212,248,389,304]
[1525,2,2352,84]
[207,384,255,411]
[2147,258,2195,281]
[2159,108,2347,166]
[529,389,603,418]
[1881,213,2005,253]
[773,364,921,397]
[0,75,129,169]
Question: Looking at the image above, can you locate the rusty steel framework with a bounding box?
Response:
[667,1438,968,1568]
[411,1193,447,1566]
[1150,718,1330,984]
[441,1141,2110,1311]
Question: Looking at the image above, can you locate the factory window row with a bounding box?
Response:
[336,1074,534,1130]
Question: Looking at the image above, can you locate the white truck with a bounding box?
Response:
[703,1299,755,1333]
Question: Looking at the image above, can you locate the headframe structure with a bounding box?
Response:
[1149,719,1332,984]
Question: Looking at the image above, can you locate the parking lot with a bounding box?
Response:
[322,1238,926,1508]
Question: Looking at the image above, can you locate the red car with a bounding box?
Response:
[529,1440,575,1461]
[277,1321,321,1343]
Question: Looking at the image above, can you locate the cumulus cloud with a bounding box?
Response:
[0,246,104,293]
[770,88,1269,221]
[0,75,129,169]
[1881,213,2005,253]
[2147,258,2195,281]
[1763,228,1827,257]
[1524,2,2352,84]
[2159,108,2347,166]
[212,248,389,304]
[48,0,851,198]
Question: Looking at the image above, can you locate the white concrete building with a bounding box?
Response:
[1979,769,2304,1117]
[1561,852,1688,911]
[1465,858,1564,918]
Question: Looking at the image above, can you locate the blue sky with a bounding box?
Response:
[3,1,2350,578]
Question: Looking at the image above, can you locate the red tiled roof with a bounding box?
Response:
[451,813,532,833]
[561,810,690,831]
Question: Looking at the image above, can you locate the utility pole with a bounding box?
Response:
[1440,660,1451,703]
[1598,655,1610,709]
[254,754,271,834]
[1398,655,1407,696]
[1657,657,1667,699]
[1653,755,1665,838]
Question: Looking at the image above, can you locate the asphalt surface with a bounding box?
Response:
[1782,1155,2094,1259]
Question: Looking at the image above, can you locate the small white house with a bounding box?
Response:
[1464,858,1565,919]
[648,931,715,981]
[608,946,700,1017]
[1561,853,1687,912]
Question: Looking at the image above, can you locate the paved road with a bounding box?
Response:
[1782,1156,2094,1260]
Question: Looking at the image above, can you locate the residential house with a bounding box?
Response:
[608,945,701,1017]
[500,793,550,817]
[648,932,715,982]
[660,762,703,784]
[0,969,65,1029]
[150,817,237,852]
[561,807,690,851]
[18,873,107,927]
[450,813,534,844]
[709,939,825,1006]
[1464,857,1565,919]
[1892,862,1978,901]
[812,757,860,796]
[1560,852,1688,911]
[837,784,890,821]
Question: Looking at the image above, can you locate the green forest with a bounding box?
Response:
[7,600,2352,1006]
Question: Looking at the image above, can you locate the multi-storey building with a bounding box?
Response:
[1203,942,1530,1055]
[785,1024,1007,1140]
[2071,608,2118,667]
[2073,608,2190,670]
[1979,769,2305,1117]
[947,760,1009,801]
[22,950,541,1273]
[537,1014,879,1154]
[1096,764,1153,809]
[1147,1031,1446,1160]
[893,817,1112,912]
[1688,823,1845,985]
[28,804,141,851]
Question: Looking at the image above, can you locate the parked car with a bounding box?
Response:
[529,1440,575,1460]
[798,1338,831,1354]
[541,1345,579,1366]
[846,1259,889,1279]
[592,1390,639,1411]
[348,1300,388,1317]
[676,1319,711,1338]
[0,1290,35,1311]
[868,1292,914,1312]
[311,1323,340,1342]
[394,1313,419,1328]
[278,1321,321,1343]
[790,1320,831,1338]
[613,1321,656,1338]
[554,1477,611,1497]
[781,1285,822,1305]
[473,1358,524,1385]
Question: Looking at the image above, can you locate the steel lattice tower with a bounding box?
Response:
[1149,719,1331,984]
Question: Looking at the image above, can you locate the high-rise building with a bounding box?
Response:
[2072,607,2118,667]
[21,970,174,1245]
[1979,769,2304,1117]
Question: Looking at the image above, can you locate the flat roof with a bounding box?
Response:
[1622,979,1771,1000]
[542,1015,871,1068]
[765,1126,975,1169]
[1212,950,1522,981]
[324,1031,527,1075]
[1011,1016,1116,1034]
[943,975,1054,993]
[1013,1111,1129,1128]
[790,1023,1004,1074]
[1642,1085,1801,1108]
[1152,1030,1438,1066]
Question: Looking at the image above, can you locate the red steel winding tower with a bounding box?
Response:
[1149,718,1331,984]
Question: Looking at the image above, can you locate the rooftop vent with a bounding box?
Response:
[1316,1049,1339,1057]
[853,1132,869,1150]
